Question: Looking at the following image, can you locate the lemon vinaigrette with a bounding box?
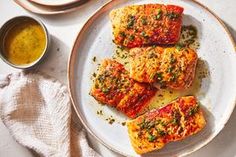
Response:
[3,20,46,65]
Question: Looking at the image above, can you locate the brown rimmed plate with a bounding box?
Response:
[68,0,236,156]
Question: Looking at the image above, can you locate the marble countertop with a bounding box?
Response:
[0,0,235,157]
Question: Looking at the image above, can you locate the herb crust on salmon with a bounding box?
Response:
[90,59,157,118]
[110,4,184,48]
[127,96,206,154]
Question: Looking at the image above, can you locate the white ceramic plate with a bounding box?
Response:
[29,0,80,7]
[68,0,236,156]
[14,0,86,15]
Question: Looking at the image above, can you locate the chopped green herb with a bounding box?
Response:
[141,31,149,39]
[97,75,105,83]
[160,121,167,127]
[138,118,149,130]
[170,54,177,64]
[95,83,99,89]
[117,45,125,51]
[141,17,147,25]
[148,52,157,59]
[102,88,110,94]
[147,121,156,130]
[156,14,161,20]
[156,72,163,81]
[172,111,181,125]
[157,129,166,136]
[96,110,103,115]
[189,104,199,116]
[92,73,97,77]
[155,9,162,20]
[182,25,198,37]
[141,31,145,36]
[148,134,156,142]
[172,118,178,125]
[168,66,174,73]
[108,118,115,124]
[119,31,126,38]
[92,56,96,62]
[170,73,177,81]
[127,15,135,28]
[129,35,135,41]
[175,43,184,51]
[166,12,179,19]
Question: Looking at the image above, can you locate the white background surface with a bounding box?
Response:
[0,0,235,157]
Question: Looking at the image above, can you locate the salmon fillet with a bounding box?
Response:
[110,4,184,48]
[90,59,157,118]
[129,46,198,90]
[127,96,206,154]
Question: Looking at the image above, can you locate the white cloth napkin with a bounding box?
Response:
[0,72,101,157]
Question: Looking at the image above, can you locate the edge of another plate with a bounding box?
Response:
[68,0,236,156]
[29,0,80,7]
[14,0,88,15]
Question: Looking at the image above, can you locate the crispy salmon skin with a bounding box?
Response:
[127,96,206,154]
[129,46,198,90]
[110,4,184,48]
[90,59,157,118]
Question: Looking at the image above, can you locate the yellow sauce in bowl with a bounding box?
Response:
[3,20,46,65]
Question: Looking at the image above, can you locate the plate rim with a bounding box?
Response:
[67,0,236,156]
[28,0,80,7]
[14,0,88,15]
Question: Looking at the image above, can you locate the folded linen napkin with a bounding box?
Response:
[0,72,101,157]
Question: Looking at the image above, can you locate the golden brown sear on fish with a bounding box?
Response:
[90,59,157,118]
[127,96,206,154]
[129,46,198,90]
[110,4,184,48]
